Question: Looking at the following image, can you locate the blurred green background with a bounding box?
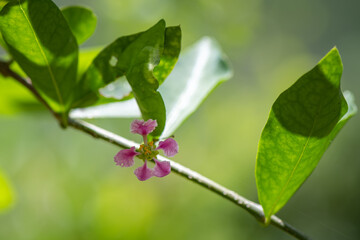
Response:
[1,0,360,239]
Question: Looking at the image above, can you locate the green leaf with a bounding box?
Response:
[255,48,357,222]
[73,20,181,136]
[70,37,233,138]
[77,46,101,79]
[62,6,97,45]
[0,31,7,50]
[159,37,232,137]
[0,0,12,12]
[0,0,78,122]
[153,26,181,85]
[94,26,181,104]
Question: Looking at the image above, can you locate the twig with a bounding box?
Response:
[0,60,312,240]
[0,60,61,121]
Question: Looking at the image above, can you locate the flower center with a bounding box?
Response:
[137,141,159,161]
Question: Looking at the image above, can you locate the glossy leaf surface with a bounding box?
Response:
[255,48,357,222]
[0,0,78,120]
[62,6,96,45]
[159,37,232,138]
[73,20,181,136]
[70,37,233,138]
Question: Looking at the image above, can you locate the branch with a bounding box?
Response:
[0,60,311,240]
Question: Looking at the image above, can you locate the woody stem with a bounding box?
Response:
[0,60,311,240]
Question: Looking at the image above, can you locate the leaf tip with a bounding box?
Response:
[317,46,343,78]
[158,18,166,26]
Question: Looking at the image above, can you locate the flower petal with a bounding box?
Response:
[153,158,171,177]
[134,161,154,181]
[114,146,139,167]
[157,138,179,157]
[130,119,158,136]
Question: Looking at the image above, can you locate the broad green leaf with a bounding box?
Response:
[0,47,100,115]
[255,48,357,223]
[70,37,233,138]
[87,26,181,105]
[0,170,15,213]
[73,20,181,136]
[62,6,97,45]
[0,0,78,122]
[159,37,232,137]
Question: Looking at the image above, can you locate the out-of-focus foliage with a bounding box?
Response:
[1,0,360,239]
[0,170,14,212]
[62,6,97,45]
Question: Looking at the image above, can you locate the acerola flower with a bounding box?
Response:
[114,119,179,181]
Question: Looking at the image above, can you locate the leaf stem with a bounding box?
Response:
[0,60,311,240]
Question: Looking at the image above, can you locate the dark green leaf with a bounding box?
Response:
[0,0,12,12]
[0,32,7,50]
[95,26,181,103]
[0,0,78,123]
[255,48,357,222]
[153,26,181,85]
[73,20,181,136]
[70,37,233,138]
[62,6,97,45]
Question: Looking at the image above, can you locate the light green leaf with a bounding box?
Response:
[77,46,101,79]
[62,6,97,45]
[73,20,181,136]
[255,48,357,223]
[0,0,78,123]
[159,37,232,137]
[70,37,233,138]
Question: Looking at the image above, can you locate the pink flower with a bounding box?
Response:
[114,147,139,167]
[134,160,153,181]
[130,119,158,136]
[153,158,171,177]
[114,119,179,181]
[157,138,179,157]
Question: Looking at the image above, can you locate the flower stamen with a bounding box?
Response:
[114,119,178,181]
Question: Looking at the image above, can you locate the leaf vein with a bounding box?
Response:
[18,0,64,111]
[268,106,319,217]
